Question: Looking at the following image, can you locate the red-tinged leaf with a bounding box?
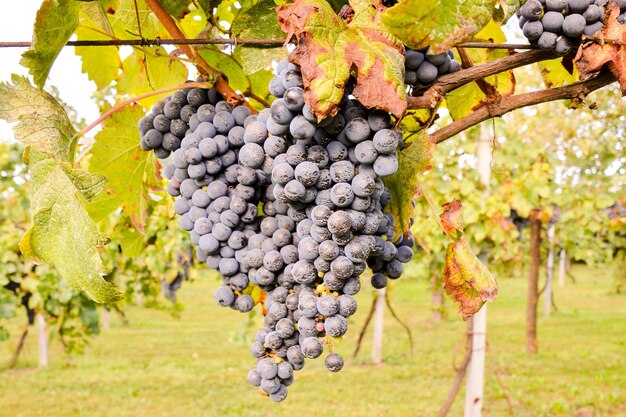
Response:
[577,4,626,90]
[440,199,464,241]
[442,238,498,319]
[277,0,406,120]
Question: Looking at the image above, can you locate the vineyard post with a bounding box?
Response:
[558,248,567,287]
[102,308,111,330]
[371,287,386,365]
[463,124,492,417]
[544,224,556,316]
[431,273,444,322]
[527,212,542,354]
[37,313,49,368]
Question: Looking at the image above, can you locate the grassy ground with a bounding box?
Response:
[1,265,624,417]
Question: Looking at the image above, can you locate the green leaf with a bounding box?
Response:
[277,0,406,120]
[400,108,438,137]
[109,0,165,39]
[196,0,214,17]
[180,8,209,38]
[0,76,119,303]
[383,132,434,238]
[117,224,145,257]
[440,200,497,319]
[198,48,250,92]
[248,69,275,108]
[159,0,192,18]
[382,0,497,53]
[232,0,287,73]
[446,83,485,121]
[20,0,80,89]
[117,48,188,107]
[445,21,515,120]
[22,152,121,304]
[0,75,75,159]
[492,0,524,23]
[88,105,162,231]
[539,58,577,88]
[74,22,120,89]
[61,164,108,201]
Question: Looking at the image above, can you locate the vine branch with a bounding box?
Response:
[408,49,556,109]
[429,71,615,145]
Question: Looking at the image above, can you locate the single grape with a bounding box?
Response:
[214,285,235,307]
[371,272,388,289]
[325,314,348,337]
[405,49,425,70]
[317,295,339,316]
[522,20,544,40]
[301,337,323,359]
[345,118,371,143]
[417,61,438,84]
[562,14,586,37]
[324,353,344,372]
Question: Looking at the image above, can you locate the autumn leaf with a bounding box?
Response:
[383,132,434,239]
[381,0,498,53]
[22,153,121,304]
[440,199,465,240]
[577,3,626,90]
[0,77,121,303]
[440,200,498,319]
[277,0,406,120]
[445,21,516,120]
[0,75,75,159]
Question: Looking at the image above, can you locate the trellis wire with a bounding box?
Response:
[0,38,536,49]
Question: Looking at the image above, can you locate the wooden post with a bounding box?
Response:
[136,283,143,307]
[431,274,444,322]
[558,248,566,287]
[527,212,541,354]
[102,308,111,330]
[371,287,386,365]
[464,124,491,417]
[37,313,49,368]
[544,224,555,316]
[464,259,488,417]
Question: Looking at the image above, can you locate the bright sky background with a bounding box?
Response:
[0,1,100,141]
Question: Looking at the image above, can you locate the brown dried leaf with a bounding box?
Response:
[440,199,464,241]
[577,4,626,90]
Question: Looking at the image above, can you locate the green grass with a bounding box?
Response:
[1,265,625,417]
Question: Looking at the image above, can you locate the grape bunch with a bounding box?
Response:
[137,60,416,401]
[404,47,461,88]
[518,0,609,55]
